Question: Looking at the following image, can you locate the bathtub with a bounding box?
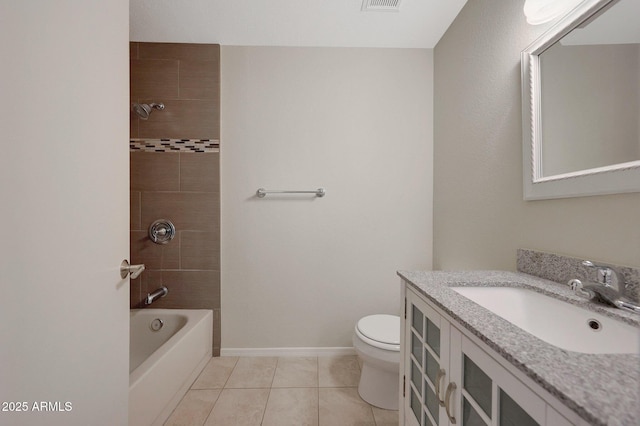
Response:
[129,309,213,426]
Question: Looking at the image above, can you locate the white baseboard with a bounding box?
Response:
[220,347,356,357]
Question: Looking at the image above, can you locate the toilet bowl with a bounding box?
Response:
[353,314,400,410]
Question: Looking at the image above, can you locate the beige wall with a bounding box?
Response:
[221,46,433,349]
[433,0,640,270]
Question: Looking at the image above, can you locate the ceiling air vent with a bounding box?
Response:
[361,0,402,12]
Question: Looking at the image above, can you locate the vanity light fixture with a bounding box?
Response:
[523,0,585,25]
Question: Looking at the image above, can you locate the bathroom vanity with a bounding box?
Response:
[398,270,640,426]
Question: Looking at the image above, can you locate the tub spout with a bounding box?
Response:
[145,286,168,306]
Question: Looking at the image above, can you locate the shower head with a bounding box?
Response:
[132,102,164,120]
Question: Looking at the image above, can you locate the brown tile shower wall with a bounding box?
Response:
[130,152,221,355]
[130,42,220,140]
[130,42,221,356]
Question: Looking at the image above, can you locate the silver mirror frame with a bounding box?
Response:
[521,0,640,200]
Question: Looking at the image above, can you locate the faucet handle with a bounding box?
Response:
[581,260,621,288]
[584,261,612,286]
[568,279,596,300]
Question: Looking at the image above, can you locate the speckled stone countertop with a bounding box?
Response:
[397,270,640,426]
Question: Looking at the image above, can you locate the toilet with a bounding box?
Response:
[353,314,401,410]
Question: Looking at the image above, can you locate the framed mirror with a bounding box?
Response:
[521,0,640,200]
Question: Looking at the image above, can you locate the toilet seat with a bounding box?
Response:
[355,314,400,351]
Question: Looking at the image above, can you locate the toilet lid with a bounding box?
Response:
[357,314,400,346]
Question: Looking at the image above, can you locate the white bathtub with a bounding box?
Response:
[129,309,213,426]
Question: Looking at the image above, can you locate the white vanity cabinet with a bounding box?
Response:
[401,286,574,426]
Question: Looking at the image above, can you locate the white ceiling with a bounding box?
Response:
[130,0,468,49]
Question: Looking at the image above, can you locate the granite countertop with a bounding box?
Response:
[397,270,640,426]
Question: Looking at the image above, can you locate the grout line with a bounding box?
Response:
[269,356,279,388]
[200,389,220,426]
[220,356,239,390]
[260,388,272,426]
[135,191,141,231]
[200,356,239,425]
[266,355,278,426]
[370,404,377,426]
[195,389,220,426]
[178,152,182,191]
[177,60,180,99]
[259,357,278,426]
[162,392,184,425]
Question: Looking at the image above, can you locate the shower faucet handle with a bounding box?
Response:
[149,219,176,244]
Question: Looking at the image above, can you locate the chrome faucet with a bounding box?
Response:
[581,260,622,291]
[145,286,168,306]
[568,261,640,314]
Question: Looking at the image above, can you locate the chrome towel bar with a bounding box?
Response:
[256,188,326,198]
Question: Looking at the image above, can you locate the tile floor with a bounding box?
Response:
[164,356,399,426]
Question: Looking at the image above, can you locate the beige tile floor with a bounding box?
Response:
[164,356,399,426]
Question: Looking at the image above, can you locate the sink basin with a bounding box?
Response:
[451,286,640,354]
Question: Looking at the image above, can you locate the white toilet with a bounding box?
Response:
[353,314,401,410]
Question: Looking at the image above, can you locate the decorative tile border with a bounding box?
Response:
[130,139,220,153]
[517,248,639,303]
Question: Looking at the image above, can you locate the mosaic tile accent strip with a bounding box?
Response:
[517,248,639,303]
[130,139,220,153]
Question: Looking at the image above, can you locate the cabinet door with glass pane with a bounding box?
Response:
[456,334,547,426]
[404,289,452,426]
[402,285,564,426]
